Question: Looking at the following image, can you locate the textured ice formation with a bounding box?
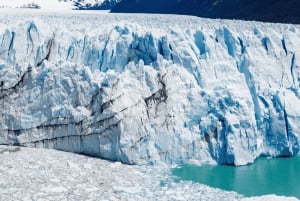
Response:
[0,11,300,165]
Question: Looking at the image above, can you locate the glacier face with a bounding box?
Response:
[0,11,300,165]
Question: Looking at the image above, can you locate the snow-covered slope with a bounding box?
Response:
[0,11,300,166]
[0,0,74,10]
[0,0,119,10]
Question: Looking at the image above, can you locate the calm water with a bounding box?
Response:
[172,156,300,198]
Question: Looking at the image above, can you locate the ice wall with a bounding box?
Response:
[0,12,300,165]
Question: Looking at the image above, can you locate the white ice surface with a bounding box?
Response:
[0,0,113,10]
[0,146,298,201]
[0,0,74,10]
[0,146,240,201]
[242,195,299,201]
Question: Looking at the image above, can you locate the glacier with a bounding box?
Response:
[0,10,300,166]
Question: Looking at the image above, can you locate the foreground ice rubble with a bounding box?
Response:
[0,146,240,201]
[0,11,300,166]
[0,146,298,201]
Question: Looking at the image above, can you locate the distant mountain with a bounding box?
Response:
[111,0,300,24]
[74,0,121,10]
[111,0,178,13]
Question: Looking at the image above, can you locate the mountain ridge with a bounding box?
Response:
[111,0,300,24]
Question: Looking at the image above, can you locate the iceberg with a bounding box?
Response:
[0,11,300,165]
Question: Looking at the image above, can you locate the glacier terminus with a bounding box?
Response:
[0,10,300,166]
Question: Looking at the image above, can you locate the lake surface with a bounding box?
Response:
[172,156,300,198]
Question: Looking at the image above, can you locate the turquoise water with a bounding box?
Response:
[172,156,300,198]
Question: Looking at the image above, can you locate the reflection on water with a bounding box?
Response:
[172,156,300,198]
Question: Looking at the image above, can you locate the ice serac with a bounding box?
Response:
[0,13,300,166]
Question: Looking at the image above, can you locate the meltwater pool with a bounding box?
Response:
[173,156,300,198]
